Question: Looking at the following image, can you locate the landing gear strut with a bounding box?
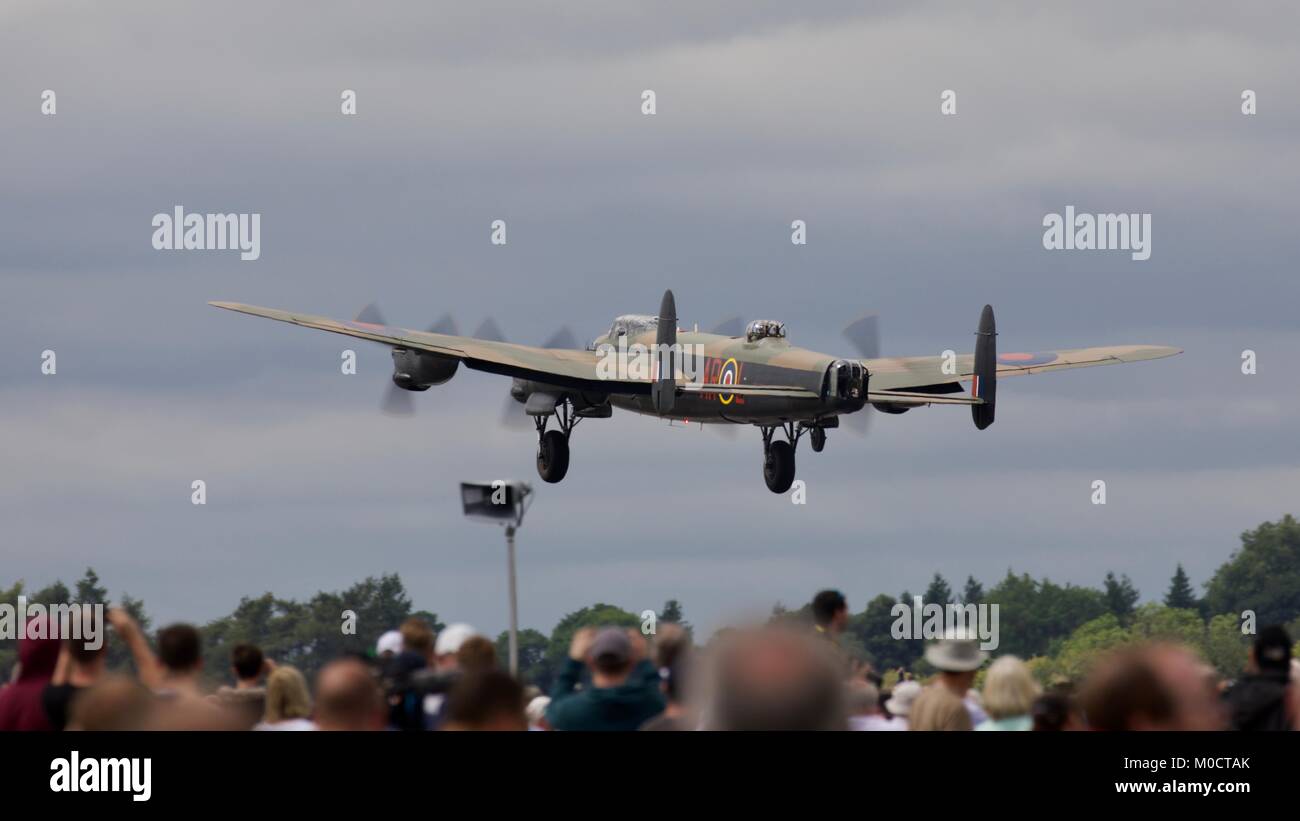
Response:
[535,398,580,483]
[760,422,803,493]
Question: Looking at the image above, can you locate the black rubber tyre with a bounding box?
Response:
[810,427,826,453]
[763,440,796,493]
[536,430,570,483]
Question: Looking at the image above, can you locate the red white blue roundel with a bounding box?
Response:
[718,357,739,404]
[997,351,1058,367]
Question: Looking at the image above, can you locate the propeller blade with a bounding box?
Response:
[841,315,881,359]
[500,394,534,430]
[473,318,506,342]
[710,316,745,337]
[427,314,458,336]
[843,408,871,436]
[381,382,415,416]
[354,303,387,326]
[542,326,579,350]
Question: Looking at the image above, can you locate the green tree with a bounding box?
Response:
[496,628,552,690]
[31,580,71,606]
[1203,613,1250,679]
[0,581,26,680]
[107,592,152,674]
[1163,564,1199,611]
[984,571,1107,660]
[847,594,921,672]
[1103,572,1140,623]
[1204,515,1300,626]
[924,573,954,605]
[767,600,811,626]
[74,568,109,605]
[1044,613,1132,682]
[199,573,418,686]
[657,599,693,635]
[961,576,984,605]
[1129,602,1203,646]
[544,603,640,676]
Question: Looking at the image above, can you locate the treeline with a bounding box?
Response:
[3,516,1299,689]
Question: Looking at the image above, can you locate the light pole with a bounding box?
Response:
[504,523,519,675]
[459,480,533,676]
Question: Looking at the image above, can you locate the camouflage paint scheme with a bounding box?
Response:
[209,301,1180,426]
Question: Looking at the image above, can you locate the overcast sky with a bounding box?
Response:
[2,1,1298,639]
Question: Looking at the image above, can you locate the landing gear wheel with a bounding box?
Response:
[763,440,796,493]
[810,427,826,453]
[536,430,570,483]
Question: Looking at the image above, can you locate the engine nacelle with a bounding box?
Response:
[391,348,458,392]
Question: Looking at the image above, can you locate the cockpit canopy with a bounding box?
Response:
[607,314,659,339]
[745,319,786,343]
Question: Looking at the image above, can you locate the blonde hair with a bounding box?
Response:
[981,656,1040,720]
[263,665,312,723]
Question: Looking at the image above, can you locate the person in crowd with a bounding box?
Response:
[154,624,205,698]
[0,618,60,731]
[434,623,479,672]
[396,617,435,672]
[456,636,498,674]
[811,590,849,642]
[706,626,845,730]
[211,643,269,729]
[909,683,972,731]
[640,657,693,730]
[847,680,904,731]
[1291,659,1300,730]
[911,631,988,727]
[1224,624,1292,731]
[976,656,1039,731]
[883,679,921,729]
[43,610,109,731]
[526,695,551,730]
[380,617,438,730]
[375,630,403,659]
[67,675,156,731]
[314,658,386,731]
[107,608,206,699]
[441,670,528,731]
[547,627,665,731]
[255,665,316,731]
[1031,689,1081,731]
[1081,643,1225,730]
[652,622,692,671]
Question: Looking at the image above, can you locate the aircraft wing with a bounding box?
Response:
[866,390,982,406]
[865,345,1182,392]
[209,301,652,394]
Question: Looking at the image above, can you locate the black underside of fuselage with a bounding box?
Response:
[609,393,840,425]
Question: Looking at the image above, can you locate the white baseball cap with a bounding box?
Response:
[376,630,403,656]
[435,623,478,656]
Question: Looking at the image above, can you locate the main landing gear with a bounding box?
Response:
[535,399,580,483]
[760,422,830,492]
[760,422,804,493]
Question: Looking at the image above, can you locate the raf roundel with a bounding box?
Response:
[718,358,739,405]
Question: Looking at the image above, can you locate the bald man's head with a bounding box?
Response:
[315,658,385,731]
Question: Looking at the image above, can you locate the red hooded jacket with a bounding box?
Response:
[0,623,61,731]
